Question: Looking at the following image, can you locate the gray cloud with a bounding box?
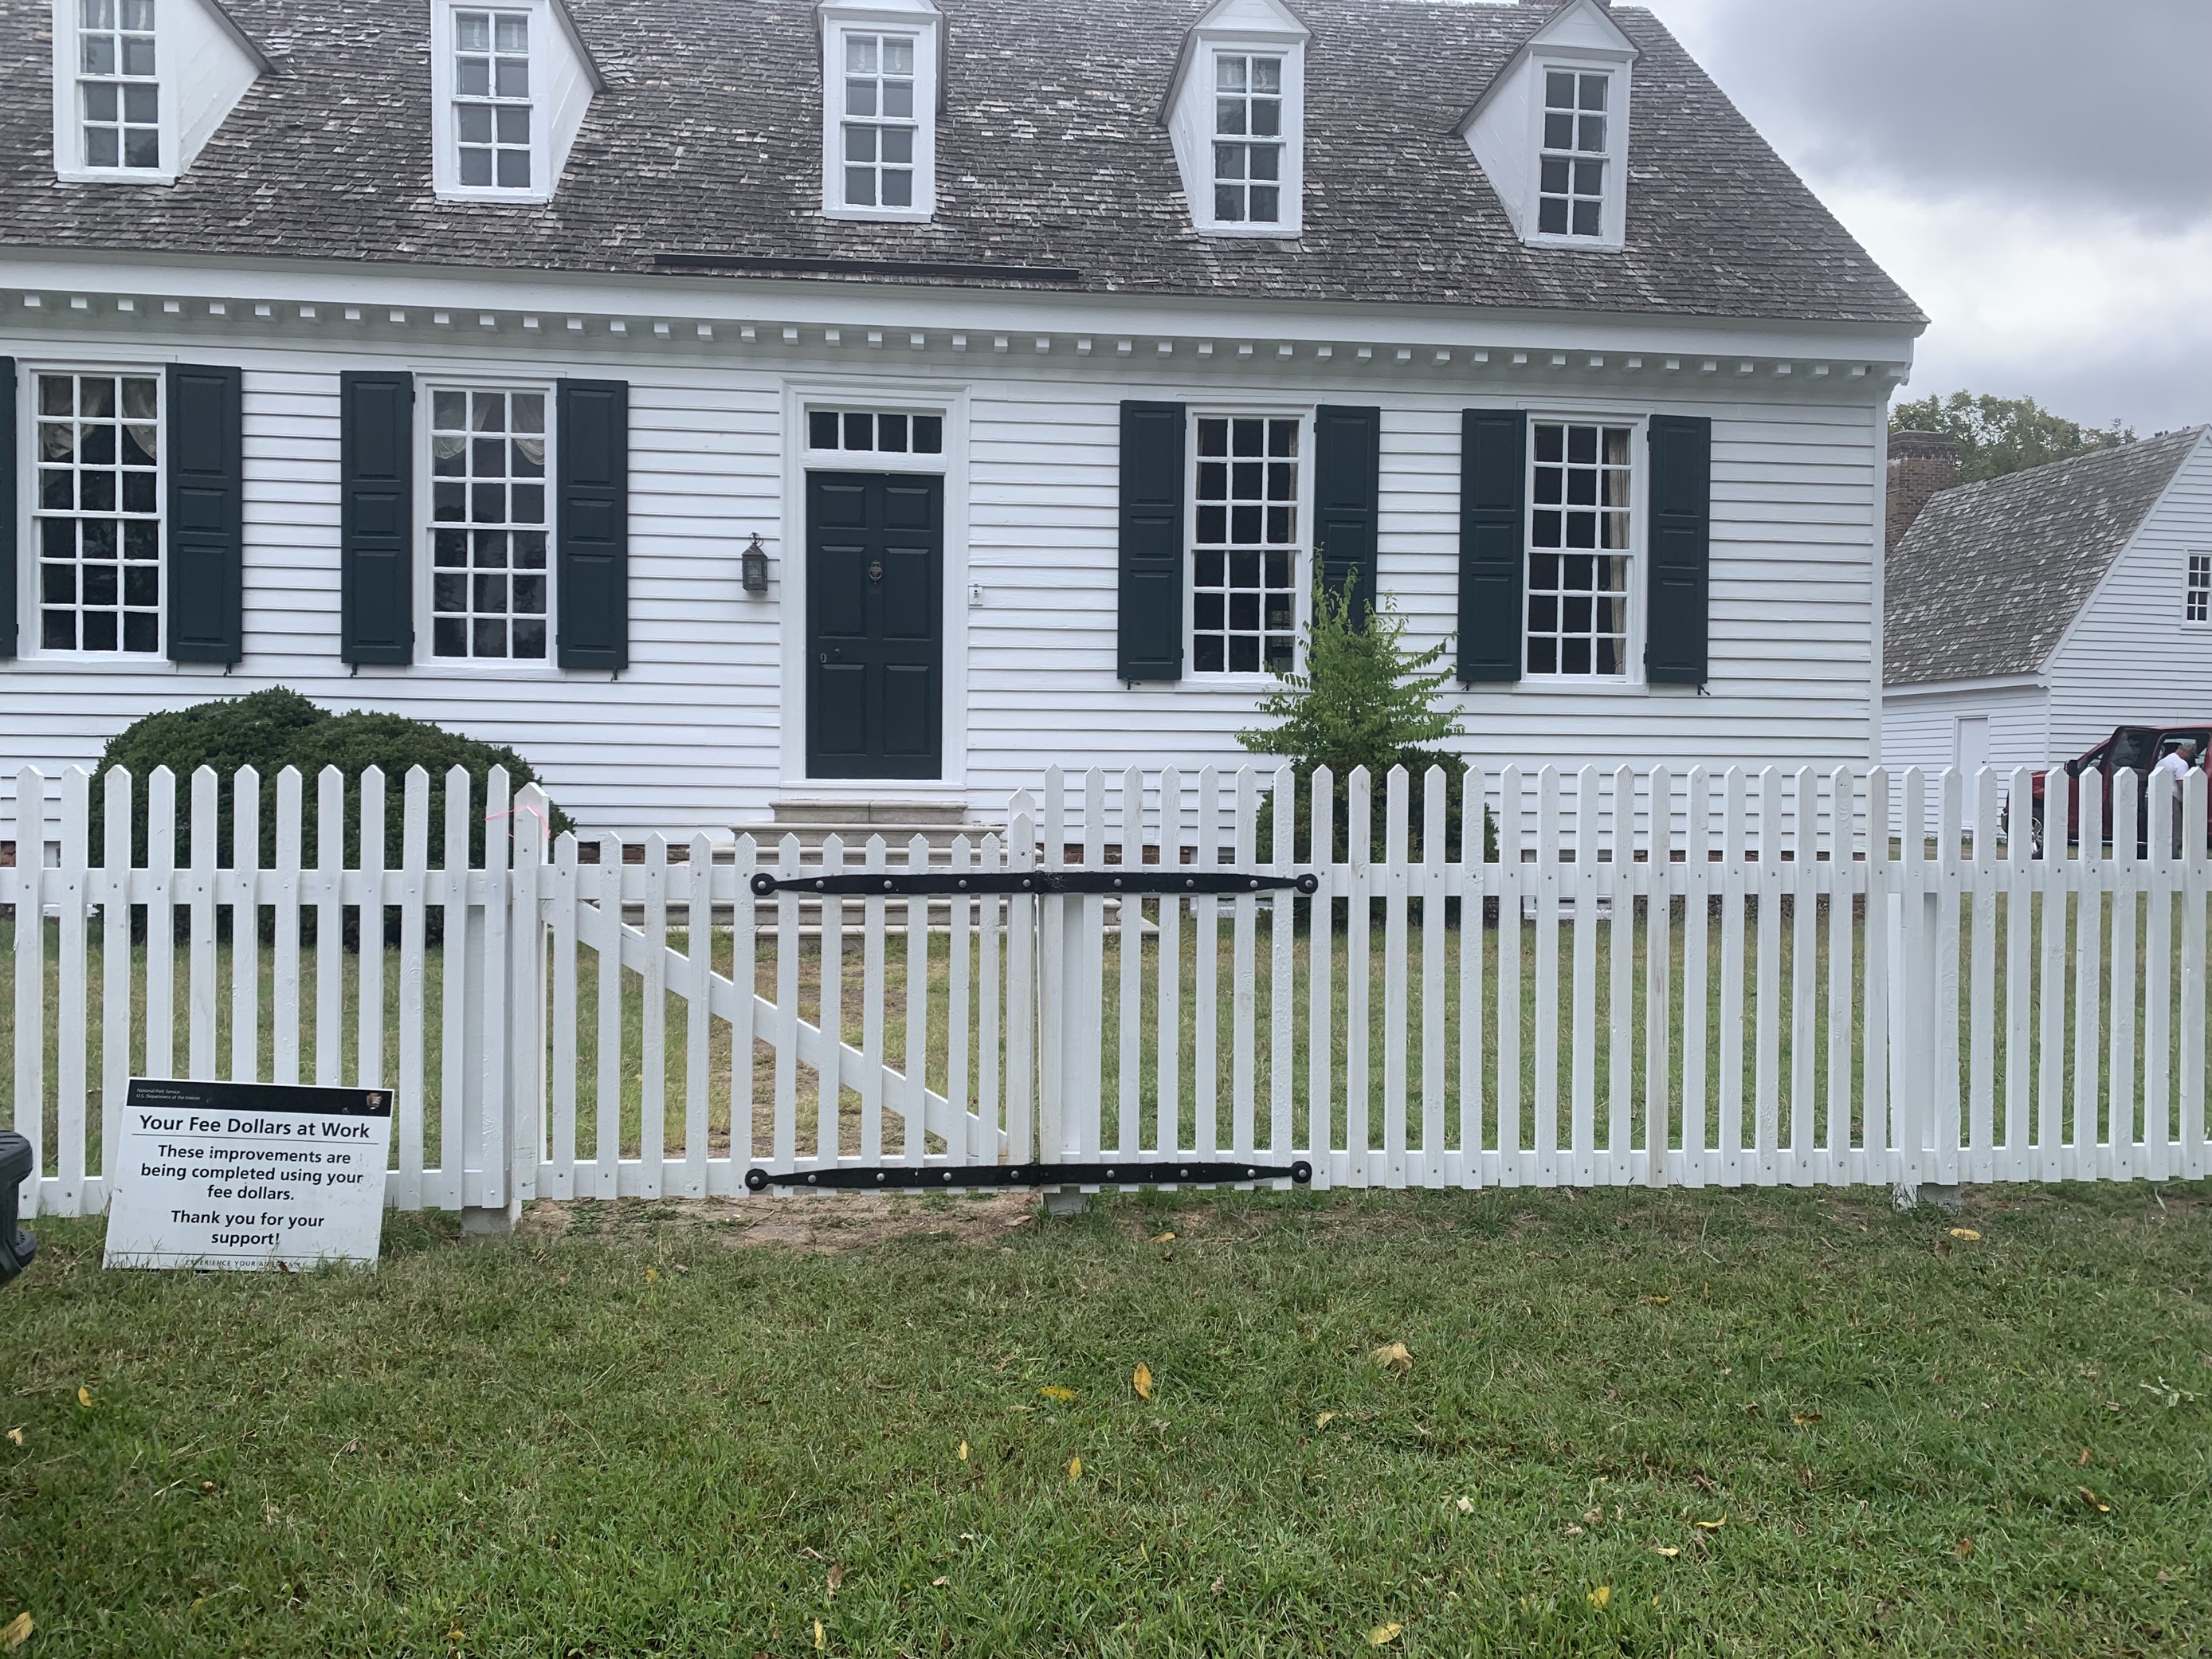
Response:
[1647,0,2212,226]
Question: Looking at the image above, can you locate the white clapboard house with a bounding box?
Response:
[0,0,1921,833]
[1884,426,2212,821]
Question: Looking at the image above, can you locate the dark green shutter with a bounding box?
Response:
[557,378,629,673]
[339,371,414,665]
[1645,414,1712,688]
[1117,400,1184,681]
[0,357,15,658]
[1457,409,1525,683]
[1314,405,1380,622]
[166,363,244,665]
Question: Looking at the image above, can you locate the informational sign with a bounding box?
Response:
[104,1079,394,1271]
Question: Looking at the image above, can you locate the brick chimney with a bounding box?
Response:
[1887,429,1958,553]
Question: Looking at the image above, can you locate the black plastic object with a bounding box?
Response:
[750,869,1320,900]
[746,1159,1313,1193]
[0,1131,36,1286]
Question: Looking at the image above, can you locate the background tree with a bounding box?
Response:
[1890,390,2134,484]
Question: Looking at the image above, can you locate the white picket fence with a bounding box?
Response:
[4,759,2206,1219]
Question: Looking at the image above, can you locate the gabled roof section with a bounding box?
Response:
[1885,427,2208,687]
[1161,0,1310,125]
[0,0,1924,325]
[1453,0,1634,138]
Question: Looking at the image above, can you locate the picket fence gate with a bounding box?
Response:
[4,759,2207,1222]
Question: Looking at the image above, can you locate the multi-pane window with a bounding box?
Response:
[35,372,162,654]
[1192,416,1300,675]
[453,9,531,189]
[78,0,159,171]
[806,409,943,456]
[1527,422,1632,677]
[1537,70,1609,237]
[1213,53,1283,225]
[841,33,916,209]
[429,389,549,661]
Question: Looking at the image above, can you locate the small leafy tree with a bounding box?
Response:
[1238,569,1490,862]
[1890,391,2133,484]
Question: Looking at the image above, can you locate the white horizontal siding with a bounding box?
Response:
[2045,433,2212,757]
[4,323,1886,835]
[1879,683,2049,833]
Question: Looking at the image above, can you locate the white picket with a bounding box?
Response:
[15,755,2208,1221]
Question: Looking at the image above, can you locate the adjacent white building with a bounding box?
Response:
[1883,426,2212,822]
[1,0,1923,833]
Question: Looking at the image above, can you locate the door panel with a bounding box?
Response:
[806,471,945,780]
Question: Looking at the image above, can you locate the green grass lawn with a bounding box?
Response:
[3,1180,2208,1656]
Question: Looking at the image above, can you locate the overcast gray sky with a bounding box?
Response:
[1639,0,2211,435]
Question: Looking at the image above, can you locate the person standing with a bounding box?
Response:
[2151,739,2200,857]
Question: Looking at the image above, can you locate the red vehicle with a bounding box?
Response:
[2015,724,2212,853]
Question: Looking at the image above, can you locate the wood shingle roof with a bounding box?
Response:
[0,0,1921,323]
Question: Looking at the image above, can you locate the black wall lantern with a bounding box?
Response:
[741,533,771,594]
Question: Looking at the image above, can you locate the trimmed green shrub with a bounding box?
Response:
[1241,570,1494,865]
[88,688,574,872]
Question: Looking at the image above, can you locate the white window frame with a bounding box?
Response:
[818,3,939,223]
[1524,57,1628,251]
[1518,410,1647,687]
[18,360,167,662]
[1188,37,1305,238]
[430,0,552,204]
[1183,405,1312,685]
[49,0,178,185]
[414,377,558,673]
[2187,551,2210,627]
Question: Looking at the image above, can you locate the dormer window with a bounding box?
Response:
[1212,53,1282,225]
[841,33,916,210]
[1164,0,1308,239]
[1538,71,1609,237]
[454,10,533,190]
[428,0,598,204]
[818,0,939,222]
[1458,0,1635,252]
[78,0,160,171]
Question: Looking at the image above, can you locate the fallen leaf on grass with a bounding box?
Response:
[1210,1577,1226,1594]
[1149,1231,1176,1244]
[1316,1411,1337,1430]
[1651,1547,1679,1559]
[1791,1414,1825,1426]
[645,1269,658,1284]
[1069,1457,1082,1482]
[2,1612,32,1652]
[1693,1518,1726,1531]
[826,1563,844,1598]
[1955,1537,1973,1559]
[958,1441,969,1462]
[4,1429,19,1446]
[1367,1623,1402,1646]
[1641,1296,1671,1306]
[1372,1342,1413,1375]
[2077,1486,2112,1514]
[1587,1586,1610,1609]
[813,1618,826,1651]
[1948,1228,1982,1241]
[1133,1364,1153,1401]
[1038,1386,1075,1401]
[2077,1447,2092,1467]
[1454,1496,1473,1514]
[76,1387,92,1410]
[931,1577,949,1588]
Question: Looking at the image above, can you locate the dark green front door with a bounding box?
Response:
[806,471,944,779]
